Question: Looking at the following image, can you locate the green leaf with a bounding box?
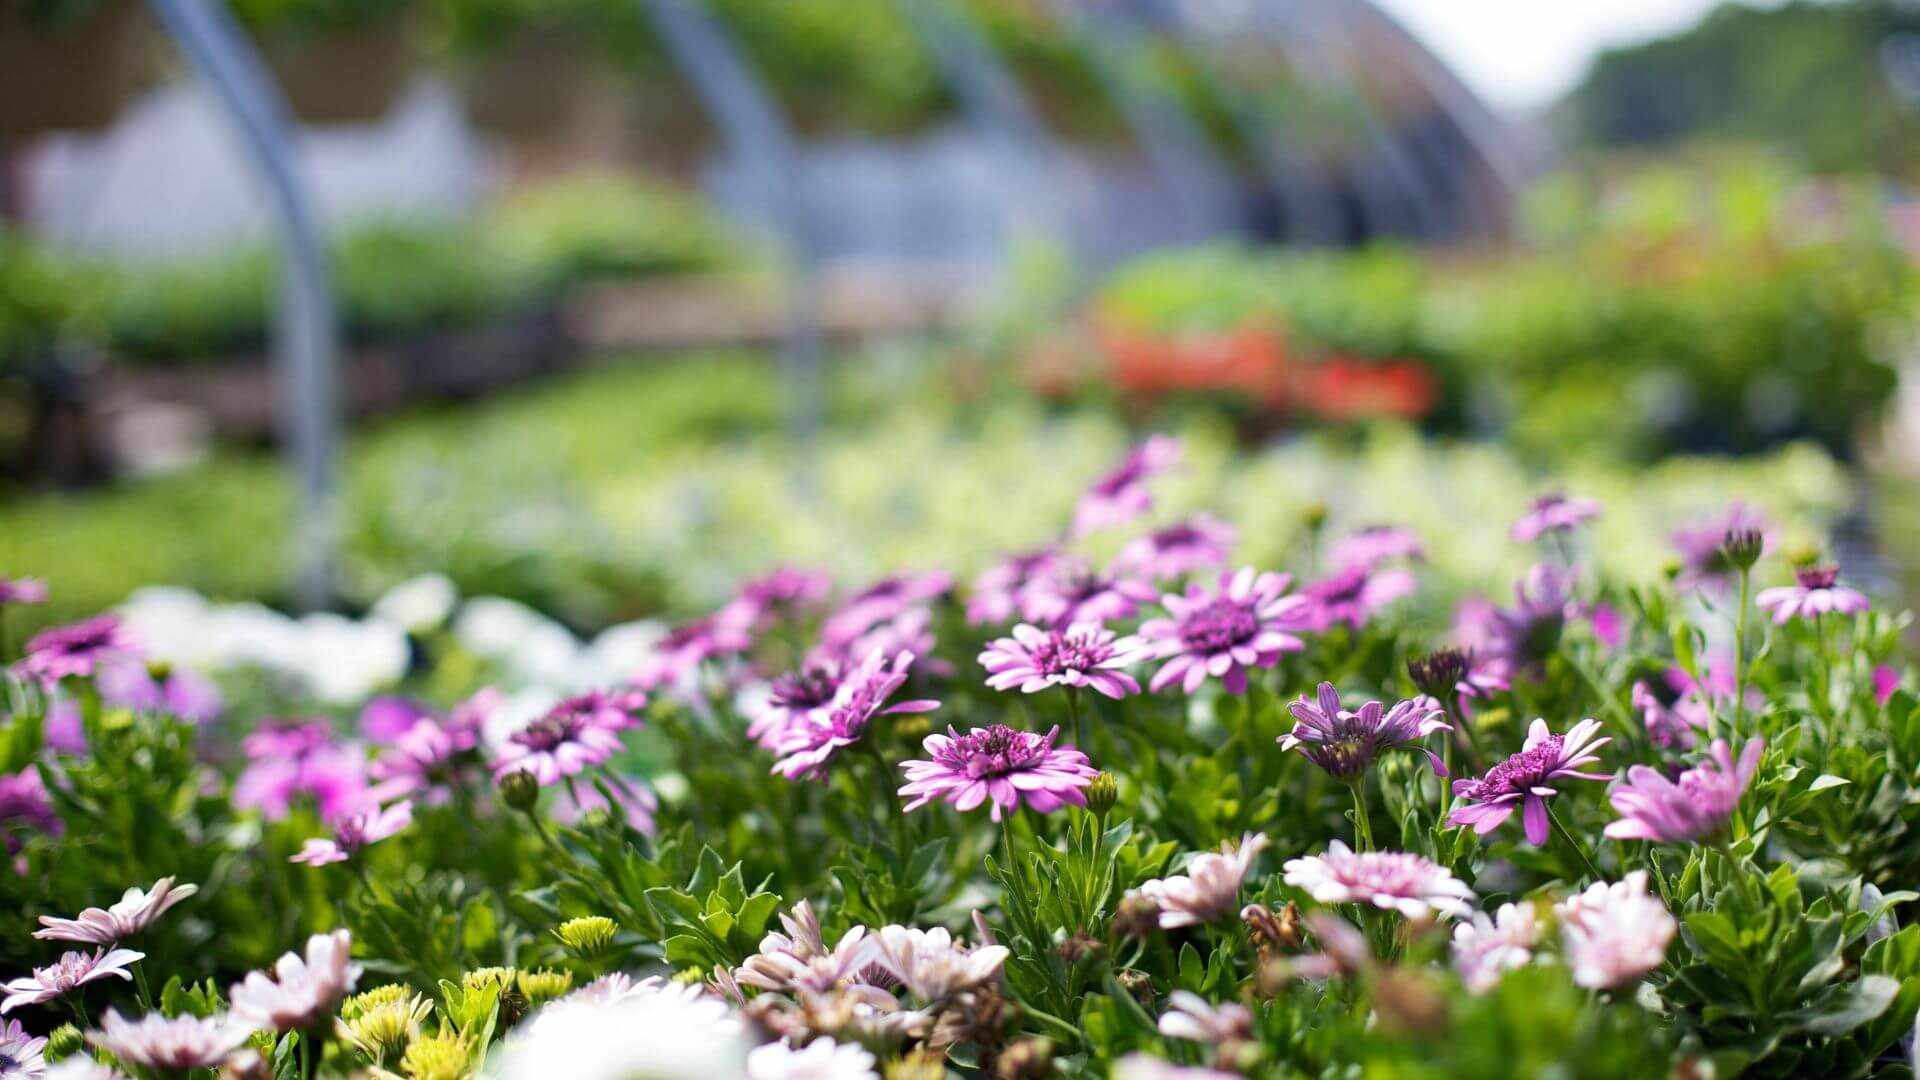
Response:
[1807,774,1851,793]
[1788,975,1899,1036]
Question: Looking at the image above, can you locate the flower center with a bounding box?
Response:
[771,666,839,710]
[1465,736,1564,800]
[515,713,582,751]
[946,725,1047,778]
[1795,565,1839,590]
[1028,631,1103,675]
[1179,599,1258,653]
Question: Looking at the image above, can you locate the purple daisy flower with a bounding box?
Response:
[1446,718,1611,845]
[92,659,223,724]
[1510,493,1602,543]
[1071,435,1182,537]
[822,572,952,650]
[0,578,46,607]
[2,947,144,1014]
[1483,563,1583,676]
[1604,736,1762,844]
[634,615,753,693]
[1115,516,1237,582]
[1296,565,1417,633]
[1557,872,1674,991]
[490,695,632,786]
[0,1018,46,1077]
[898,724,1097,820]
[233,723,368,825]
[748,661,844,751]
[1016,560,1157,629]
[290,799,413,866]
[0,767,60,854]
[1140,568,1309,695]
[1670,503,1771,592]
[1330,525,1424,571]
[1282,842,1475,920]
[15,615,140,685]
[1280,682,1450,780]
[980,623,1149,700]
[35,877,199,945]
[1756,565,1870,624]
[845,606,947,674]
[718,567,832,630]
[357,696,430,744]
[967,548,1062,626]
[771,650,939,781]
[1630,676,1709,751]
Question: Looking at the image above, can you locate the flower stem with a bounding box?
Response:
[1065,687,1086,753]
[1731,566,1752,735]
[1546,801,1602,883]
[1348,778,1375,852]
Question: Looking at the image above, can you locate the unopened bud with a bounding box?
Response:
[995,1036,1055,1079]
[499,770,539,813]
[1115,968,1154,1006]
[1086,772,1118,818]
[1407,648,1469,698]
[399,1032,470,1080]
[1721,529,1764,571]
[554,915,619,959]
[1112,892,1161,940]
[516,968,573,1006]
[1302,501,1329,531]
[45,1023,83,1061]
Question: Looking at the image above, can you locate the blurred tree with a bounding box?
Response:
[1562,0,1920,175]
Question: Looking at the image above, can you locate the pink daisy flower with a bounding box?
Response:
[821,572,951,650]
[634,615,753,692]
[35,878,199,945]
[1329,525,1424,571]
[490,696,630,786]
[1140,568,1308,695]
[1450,901,1541,993]
[748,661,844,750]
[898,724,1096,821]
[1446,719,1612,846]
[1756,565,1870,624]
[1282,842,1475,920]
[15,615,140,685]
[1071,435,1182,537]
[719,567,832,631]
[1281,683,1450,780]
[228,929,359,1033]
[979,623,1148,700]
[1295,564,1417,633]
[1135,833,1269,928]
[0,578,46,607]
[290,799,413,866]
[232,723,368,825]
[771,650,938,781]
[966,548,1062,626]
[88,1009,253,1072]
[0,1018,46,1077]
[1630,675,1709,751]
[1115,516,1237,582]
[1557,872,1674,991]
[1015,560,1156,629]
[1604,737,1763,844]
[2,947,144,1013]
[1510,492,1602,543]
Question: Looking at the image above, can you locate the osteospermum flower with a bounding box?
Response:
[871,925,1008,1003]
[737,924,877,997]
[95,660,223,723]
[1510,492,1601,543]
[771,650,939,781]
[748,661,844,750]
[0,578,46,607]
[1605,737,1763,844]
[1015,561,1157,628]
[1281,683,1450,780]
[35,877,198,945]
[489,975,748,1080]
[1446,719,1612,845]
[290,800,414,866]
[1072,435,1182,537]
[491,695,632,785]
[15,615,139,685]
[2,947,144,1013]
[720,567,832,630]
[1282,842,1475,920]
[1116,516,1237,582]
[1330,525,1424,571]
[1756,565,1870,624]
[1112,1054,1239,1080]
[898,725,1096,820]
[979,623,1148,700]
[1557,871,1675,991]
[747,1037,879,1080]
[1450,902,1541,993]
[87,1009,253,1072]
[232,722,368,825]
[1296,565,1417,633]
[1136,834,1270,928]
[821,572,952,650]
[1630,678,1708,751]
[230,930,358,1032]
[1157,991,1252,1046]
[967,548,1062,625]
[634,615,752,692]
[1485,563,1583,676]
[1670,503,1770,592]
[0,1018,47,1078]
[0,767,60,854]
[1140,568,1308,695]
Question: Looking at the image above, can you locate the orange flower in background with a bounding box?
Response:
[1302,356,1437,421]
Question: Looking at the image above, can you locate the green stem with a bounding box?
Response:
[300,1029,313,1080]
[1546,801,1602,883]
[1731,567,1752,735]
[1065,687,1085,753]
[1568,653,1637,748]
[1021,1003,1083,1045]
[1349,777,1375,852]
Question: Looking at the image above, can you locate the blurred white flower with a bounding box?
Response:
[370,573,458,633]
[746,1038,877,1080]
[487,978,748,1080]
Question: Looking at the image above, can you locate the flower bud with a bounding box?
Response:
[516,968,574,1007]
[1085,772,1118,819]
[1721,529,1764,571]
[341,983,412,1022]
[1407,647,1468,699]
[554,915,619,959]
[1112,891,1161,940]
[499,770,539,813]
[994,1036,1055,1079]
[1115,968,1154,1006]
[886,1049,950,1080]
[44,1023,83,1061]
[399,1032,470,1080]
[1055,934,1104,965]
[1784,542,1821,569]
[1372,969,1450,1035]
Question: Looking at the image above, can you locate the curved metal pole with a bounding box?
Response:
[642,0,822,446]
[147,0,338,610]
[1050,0,1240,241]
[891,0,1079,255]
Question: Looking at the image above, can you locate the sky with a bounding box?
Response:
[1371,0,1784,112]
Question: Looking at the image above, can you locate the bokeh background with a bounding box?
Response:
[2,0,1919,639]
